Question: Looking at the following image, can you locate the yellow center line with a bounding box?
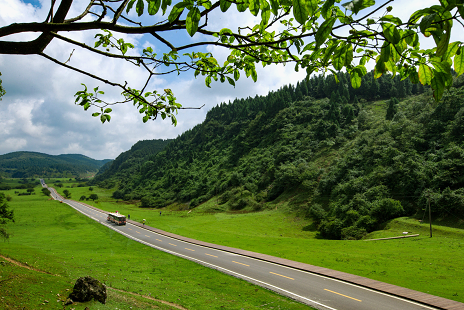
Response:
[324,289,362,302]
[156,239,163,242]
[169,243,177,246]
[205,253,218,258]
[185,248,195,251]
[128,228,132,230]
[269,272,294,280]
[232,261,250,267]
[145,235,150,237]
[136,231,141,234]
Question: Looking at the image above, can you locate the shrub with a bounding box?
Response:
[341,226,367,240]
[370,198,404,223]
[307,204,326,225]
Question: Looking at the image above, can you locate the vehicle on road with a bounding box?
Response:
[107,212,126,226]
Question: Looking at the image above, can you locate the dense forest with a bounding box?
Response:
[94,71,464,239]
[0,152,111,178]
[93,139,172,187]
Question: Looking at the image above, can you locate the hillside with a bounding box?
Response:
[0,151,111,178]
[93,71,464,239]
[92,139,172,188]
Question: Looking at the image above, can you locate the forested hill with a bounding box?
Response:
[92,139,172,186]
[0,151,111,178]
[94,71,464,239]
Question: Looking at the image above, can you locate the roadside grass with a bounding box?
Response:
[1,187,313,310]
[57,183,464,303]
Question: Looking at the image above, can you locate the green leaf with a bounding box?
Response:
[92,112,101,117]
[307,0,318,16]
[186,7,201,36]
[220,0,232,12]
[455,46,464,75]
[236,0,248,12]
[260,0,271,26]
[379,15,403,25]
[420,13,438,35]
[444,41,460,59]
[105,114,111,122]
[431,71,446,101]
[168,2,186,22]
[380,43,391,62]
[436,28,451,57]
[205,76,212,88]
[148,0,162,15]
[418,63,433,85]
[100,114,107,123]
[293,0,308,24]
[126,0,136,13]
[345,44,353,66]
[342,0,375,14]
[227,76,236,87]
[104,108,112,113]
[333,45,345,71]
[136,0,144,16]
[234,69,240,81]
[202,0,212,9]
[161,0,172,14]
[251,67,258,82]
[350,70,362,89]
[321,0,335,19]
[382,23,401,44]
[315,17,336,48]
[269,0,279,15]
[249,0,260,16]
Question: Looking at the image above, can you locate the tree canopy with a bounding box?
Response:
[0,193,14,240]
[1,0,463,123]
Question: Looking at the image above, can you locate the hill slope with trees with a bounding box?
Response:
[93,139,173,189]
[93,71,464,239]
[0,151,111,178]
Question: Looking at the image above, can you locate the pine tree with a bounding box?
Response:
[386,97,399,120]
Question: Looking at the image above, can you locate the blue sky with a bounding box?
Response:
[0,0,450,160]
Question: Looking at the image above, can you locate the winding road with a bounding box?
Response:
[41,180,463,310]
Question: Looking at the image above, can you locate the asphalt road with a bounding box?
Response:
[41,181,441,310]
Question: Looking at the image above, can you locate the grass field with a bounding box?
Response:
[49,179,464,304]
[0,184,313,310]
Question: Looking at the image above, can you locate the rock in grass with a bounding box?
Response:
[68,276,107,304]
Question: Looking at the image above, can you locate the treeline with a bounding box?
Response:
[0,152,111,178]
[94,71,464,239]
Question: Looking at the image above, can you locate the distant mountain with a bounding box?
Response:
[92,139,172,187]
[0,151,112,178]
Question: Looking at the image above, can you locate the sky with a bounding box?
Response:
[0,0,444,160]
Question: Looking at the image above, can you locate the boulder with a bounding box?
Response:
[68,276,107,304]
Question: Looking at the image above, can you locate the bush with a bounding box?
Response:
[79,195,86,201]
[318,218,343,239]
[307,204,326,225]
[341,226,367,240]
[41,188,51,196]
[370,198,403,223]
[112,190,125,199]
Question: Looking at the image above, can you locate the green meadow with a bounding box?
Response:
[52,179,464,304]
[1,184,313,310]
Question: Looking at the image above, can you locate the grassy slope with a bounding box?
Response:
[57,181,464,304]
[0,184,312,310]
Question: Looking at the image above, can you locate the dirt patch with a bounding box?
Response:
[108,287,189,310]
[0,254,56,276]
